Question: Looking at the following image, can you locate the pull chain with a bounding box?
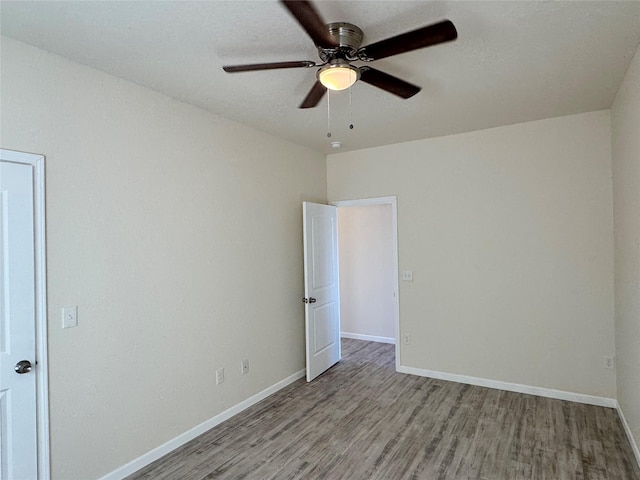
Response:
[326,89,332,138]
[349,85,354,130]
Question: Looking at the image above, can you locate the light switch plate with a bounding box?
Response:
[62,306,78,329]
[401,271,413,282]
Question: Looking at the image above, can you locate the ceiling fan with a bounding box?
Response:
[222,0,458,108]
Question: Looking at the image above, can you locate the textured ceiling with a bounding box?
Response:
[1,1,639,154]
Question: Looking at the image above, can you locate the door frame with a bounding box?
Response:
[330,196,400,372]
[1,149,50,479]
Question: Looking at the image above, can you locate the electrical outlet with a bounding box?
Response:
[62,306,78,329]
[242,359,249,375]
[403,334,411,345]
[401,271,413,282]
[216,367,224,385]
[602,355,615,370]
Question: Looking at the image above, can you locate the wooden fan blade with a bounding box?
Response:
[299,81,326,108]
[359,67,421,99]
[223,61,315,73]
[358,20,457,61]
[281,0,338,48]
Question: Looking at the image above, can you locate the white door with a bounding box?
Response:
[0,159,39,480]
[302,202,341,382]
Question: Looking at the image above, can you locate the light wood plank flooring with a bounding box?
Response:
[128,339,640,479]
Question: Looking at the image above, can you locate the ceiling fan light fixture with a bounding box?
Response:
[318,62,360,91]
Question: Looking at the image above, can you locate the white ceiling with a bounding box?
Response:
[1,1,639,154]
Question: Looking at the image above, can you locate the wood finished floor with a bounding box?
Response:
[128,339,640,480]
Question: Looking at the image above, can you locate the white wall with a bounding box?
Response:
[338,204,395,340]
[328,111,616,399]
[0,37,326,480]
[612,43,640,460]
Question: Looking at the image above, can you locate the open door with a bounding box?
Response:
[302,202,340,382]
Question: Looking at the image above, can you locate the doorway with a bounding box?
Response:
[332,197,400,371]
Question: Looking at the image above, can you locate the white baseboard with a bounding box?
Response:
[341,332,395,344]
[616,401,640,468]
[98,369,306,480]
[99,360,627,479]
[397,365,617,408]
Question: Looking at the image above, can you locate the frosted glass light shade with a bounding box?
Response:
[318,66,358,91]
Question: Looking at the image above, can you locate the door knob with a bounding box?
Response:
[308,297,317,303]
[14,360,32,374]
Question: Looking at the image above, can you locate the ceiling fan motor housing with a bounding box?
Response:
[320,22,364,61]
[328,22,363,49]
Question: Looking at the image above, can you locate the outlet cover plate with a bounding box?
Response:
[62,306,78,329]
